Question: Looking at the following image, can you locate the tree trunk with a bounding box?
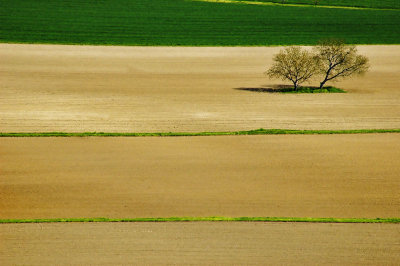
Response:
[320,65,333,89]
[293,81,298,91]
[319,79,327,89]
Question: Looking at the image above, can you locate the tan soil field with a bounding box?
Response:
[1,43,399,265]
[1,222,399,265]
[1,134,399,219]
[1,44,399,132]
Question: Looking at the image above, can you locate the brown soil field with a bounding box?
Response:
[1,222,399,265]
[0,44,399,132]
[1,134,399,219]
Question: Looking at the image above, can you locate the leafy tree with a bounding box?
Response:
[314,39,369,89]
[266,46,317,90]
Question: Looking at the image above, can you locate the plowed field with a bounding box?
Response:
[1,134,399,219]
[1,44,399,132]
[1,222,399,265]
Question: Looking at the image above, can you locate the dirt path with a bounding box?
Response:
[1,134,399,219]
[1,222,399,265]
[1,44,399,132]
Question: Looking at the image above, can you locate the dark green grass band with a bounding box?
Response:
[1,129,400,137]
[1,217,399,224]
[1,0,399,46]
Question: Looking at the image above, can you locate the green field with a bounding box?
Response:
[0,0,399,46]
[232,0,400,9]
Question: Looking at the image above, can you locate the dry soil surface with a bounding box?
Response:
[1,44,399,132]
[1,134,399,219]
[1,222,399,265]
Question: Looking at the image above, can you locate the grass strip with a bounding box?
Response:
[1,129,400,137]
[1,217,399,224]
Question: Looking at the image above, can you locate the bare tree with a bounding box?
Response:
[314,39,369,89]
[266,46,317,90]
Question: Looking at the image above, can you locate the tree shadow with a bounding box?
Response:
[234,84,294,93]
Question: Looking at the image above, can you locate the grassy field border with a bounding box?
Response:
[1,129,400,137]
[1,217,399,224]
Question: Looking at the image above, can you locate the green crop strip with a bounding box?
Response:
[1,129,400,137]
[0,0,399,46]
[1,217,399,224]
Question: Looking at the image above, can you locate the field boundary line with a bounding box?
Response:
[1,129,400,137]
[1,217,399,224]
[191,0,400,11]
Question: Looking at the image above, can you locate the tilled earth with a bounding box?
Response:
[1,222,399,265]
[1,44,399,132]
[1,134,399,219]
[1,44,399,265]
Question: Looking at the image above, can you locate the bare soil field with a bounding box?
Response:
[1,222,399,265]
[0,44,399,132]
[1,134,399,219]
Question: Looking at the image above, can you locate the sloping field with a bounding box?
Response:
[1,44,399,132]
[0,0,399,46]
[1,222,399,265]
[1,134,399,219]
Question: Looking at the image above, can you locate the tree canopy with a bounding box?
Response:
[266,46,318,90]
[266,40,370,91]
